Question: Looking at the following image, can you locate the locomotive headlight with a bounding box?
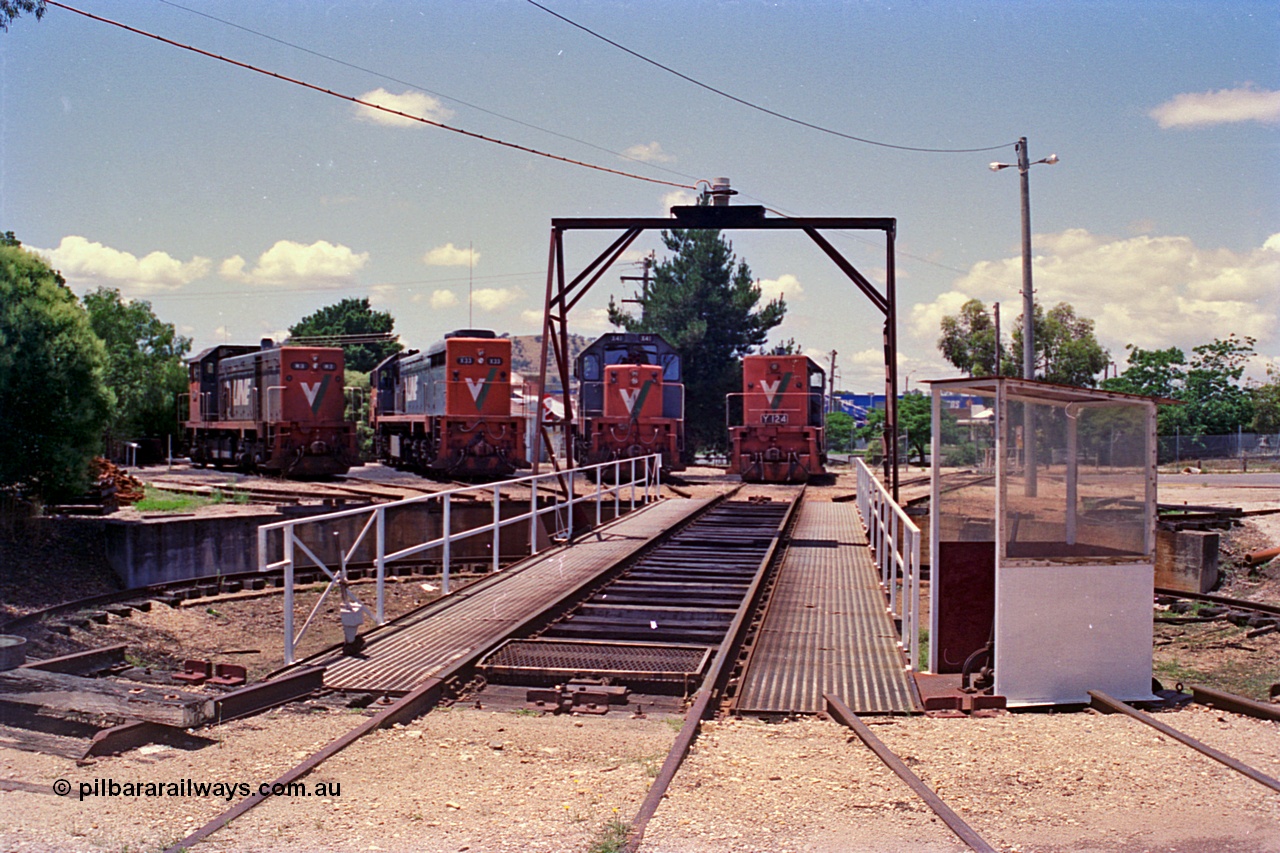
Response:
[769,362,780,372]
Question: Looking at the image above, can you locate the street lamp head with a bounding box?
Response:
[1042,153,1060,165]
[989,162,1010,172]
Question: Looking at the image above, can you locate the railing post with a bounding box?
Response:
[493,484,501,575]
[442,494,451,595]
[375,507,386,624]
[283,528,295,666]
[630,457,637,510]
[888,505,899,616]
[530,475,540,556]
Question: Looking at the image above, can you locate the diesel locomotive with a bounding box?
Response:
[370,329,528,478]
[728,354,827,483]
[182,341,359,477]
[573,332,686,473]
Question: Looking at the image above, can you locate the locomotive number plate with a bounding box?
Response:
[457,357,475,364]
[760,413,789,425]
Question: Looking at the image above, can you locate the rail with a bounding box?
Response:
[259,455,663,665]
[855,456,921,671]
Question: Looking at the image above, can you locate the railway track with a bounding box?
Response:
[157,489,791,853]
[15,486,1277,852]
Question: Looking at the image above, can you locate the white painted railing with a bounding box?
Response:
[259,455,663,665]
[855,457,922,671]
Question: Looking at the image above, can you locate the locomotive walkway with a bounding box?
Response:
[736,501,920,715]
[317,496,716,693]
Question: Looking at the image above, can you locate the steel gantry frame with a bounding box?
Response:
[533,200,902,498]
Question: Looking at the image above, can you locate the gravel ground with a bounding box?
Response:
[2,703,1278,853]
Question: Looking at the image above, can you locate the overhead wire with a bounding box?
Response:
[525,0,1016,155]
[45,1,699,191]
[153,0,706,187]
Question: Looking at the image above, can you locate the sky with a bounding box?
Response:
[2,0,1278,392]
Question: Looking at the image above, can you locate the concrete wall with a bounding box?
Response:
[104,511,282,588]
[103,497,623,589]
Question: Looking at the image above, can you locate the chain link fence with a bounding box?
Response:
[1158,432,1280,469]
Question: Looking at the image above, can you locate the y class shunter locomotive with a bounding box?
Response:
[370,330,528,479]
[182,340,360,476]
[574,332,686,474]
[728,353,827,483]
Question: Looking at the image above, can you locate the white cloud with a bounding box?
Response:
[368,283,397,305]
[470,287,524,312]
[662,190,696,213]
[758,274,804,302]
[423,243,479,267]
[429,289,460,310]
[35,235,211,293]
[908,229,1280,380]
[1149,85,1280,129]
[623,141,674,164]
[354,88,454,128]
[220,239,368,287]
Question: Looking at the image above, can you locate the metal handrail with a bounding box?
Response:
[258,455,664,664]
[855,457,921,671]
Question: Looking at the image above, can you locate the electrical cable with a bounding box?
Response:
[45,1,699,190]
[153,0,706,186]
[526,0,1016,155]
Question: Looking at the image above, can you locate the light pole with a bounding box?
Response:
[991,137,1058,495]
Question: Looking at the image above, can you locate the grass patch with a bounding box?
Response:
[587,818,631,853]
[133,487,215,513]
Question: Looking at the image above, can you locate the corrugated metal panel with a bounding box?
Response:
[736,502,918,715]
[320,498,713,693]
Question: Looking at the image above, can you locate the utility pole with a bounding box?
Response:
[993,302,1001,378]
[620,252,654,309]
[828,350,838,413]
[991,137,1058,497]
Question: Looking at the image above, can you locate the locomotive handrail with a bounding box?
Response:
[258,454,664,665]
[855,456,921,672]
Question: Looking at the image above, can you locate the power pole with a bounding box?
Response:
[620,252,654,310]
[993,302,1001,377]
[828,350,838,413]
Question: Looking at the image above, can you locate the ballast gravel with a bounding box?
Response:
[2,702,1278,852]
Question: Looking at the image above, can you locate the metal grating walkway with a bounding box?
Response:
[318,497,714,693]
[735,502,919,715]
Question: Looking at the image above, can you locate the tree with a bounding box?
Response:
[0,241,112,501]
[825,410,854,453]
[1,0,44,32]
[898,391,933,464]
[1251,367,1280,435]
[608,228,786,452]
[937,299,1014,377]
[83,287,192,442]
[1181,335,1255,435]
[1102,336,1257,435]
[288,298,402,374]
[1010,302,1110,386]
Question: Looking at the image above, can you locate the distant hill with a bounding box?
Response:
[508,333,591,393]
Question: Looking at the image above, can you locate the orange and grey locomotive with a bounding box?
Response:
[182,340,359,476]
[370,330,527,478]
[728,354,826,483]
[574,332,685,473]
